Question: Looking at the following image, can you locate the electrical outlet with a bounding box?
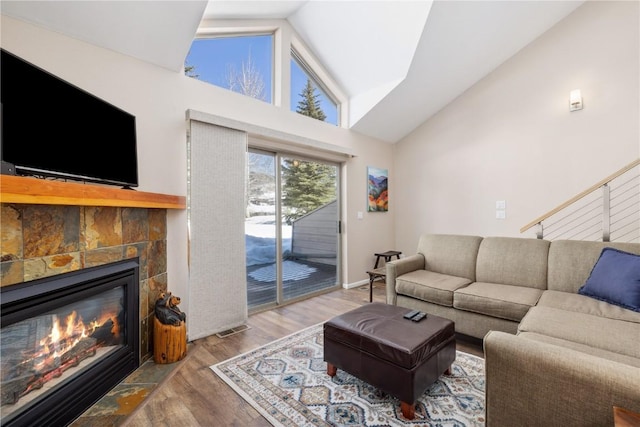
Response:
[496,210,506,219]
[496,200,506,210]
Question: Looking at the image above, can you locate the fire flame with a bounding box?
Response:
[2,303,124,406]
[33,310,119,371]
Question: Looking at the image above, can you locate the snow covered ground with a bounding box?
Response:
[245,215,291,266]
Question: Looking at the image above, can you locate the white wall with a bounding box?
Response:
[1,15,395,326]
[394,1,640,255]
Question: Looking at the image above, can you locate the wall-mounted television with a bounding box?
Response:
[1,48,139,188]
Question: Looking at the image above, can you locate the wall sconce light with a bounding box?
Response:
[570,89,583,112]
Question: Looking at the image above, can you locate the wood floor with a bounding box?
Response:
[122,281,484,427]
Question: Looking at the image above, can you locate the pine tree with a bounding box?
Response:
[280,81,332,223]
[296,79,326,121]
[281,159,336,224]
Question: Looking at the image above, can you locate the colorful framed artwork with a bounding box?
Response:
[367,166,388,212]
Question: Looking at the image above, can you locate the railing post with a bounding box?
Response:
[602,183,610,242]
[536,222,544,239]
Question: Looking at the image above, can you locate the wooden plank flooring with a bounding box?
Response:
[122,281,483,427]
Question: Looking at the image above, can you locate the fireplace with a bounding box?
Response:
[0,259,140,427]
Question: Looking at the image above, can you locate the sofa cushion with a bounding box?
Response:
[518,306,640,359]
[517,331,640,368]
[453,282,543,322]
[395,270,472,307]
[547,240,640,293]
[537,290,640,323]
[578,248,640,312]
[475,237,550,289]
[416,234,483,281]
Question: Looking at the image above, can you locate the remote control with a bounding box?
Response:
[403,310,420,320]
[411,312,427,322]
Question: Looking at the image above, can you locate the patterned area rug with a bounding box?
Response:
[211,323,485,426]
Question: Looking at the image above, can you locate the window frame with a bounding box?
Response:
[290,35,347,127]
[290,48,339,126]
[190,21,349,128]
[190,27,278,105]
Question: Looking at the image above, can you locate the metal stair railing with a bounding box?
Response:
[520,159,640,243]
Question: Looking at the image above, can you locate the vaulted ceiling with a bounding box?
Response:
[1,1,585,143]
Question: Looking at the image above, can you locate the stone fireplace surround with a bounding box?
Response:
[0,175,186,362]
[1,203,167,361]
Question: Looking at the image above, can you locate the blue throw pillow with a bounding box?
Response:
[578,247,640,312]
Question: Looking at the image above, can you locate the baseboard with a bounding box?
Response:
[342,278,370,290]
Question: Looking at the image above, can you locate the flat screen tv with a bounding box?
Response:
[1,48,139,188]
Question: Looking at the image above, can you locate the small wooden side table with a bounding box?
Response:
[374,250,402,268]
[366,267,386,303]
[614,406,640,427]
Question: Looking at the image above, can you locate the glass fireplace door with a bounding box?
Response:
[1,286,126,421]
[0,258,139,427]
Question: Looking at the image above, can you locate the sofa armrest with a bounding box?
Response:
[385,254,425,305]
[484,330,640,427]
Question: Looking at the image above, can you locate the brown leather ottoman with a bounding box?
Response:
[323,302,456,420]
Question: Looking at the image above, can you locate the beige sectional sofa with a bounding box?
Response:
[385,234,640,426]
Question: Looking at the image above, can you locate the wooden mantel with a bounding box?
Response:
[1,175,186,209]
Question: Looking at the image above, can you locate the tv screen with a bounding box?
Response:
[1,49,139,188]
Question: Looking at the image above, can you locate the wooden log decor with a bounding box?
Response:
[153,292,187,364]
[153,317,186,364]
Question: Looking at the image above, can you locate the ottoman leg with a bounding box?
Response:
[327,363,337,377]
[445,365,452,375]
[400,401,415,420]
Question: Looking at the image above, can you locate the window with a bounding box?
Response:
[290,49,339,126]
[185,34,273,103]
[185,24,345,127]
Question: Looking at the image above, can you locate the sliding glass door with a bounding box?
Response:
[245,150,278,307]
[280,155,339,301]
[246,149,340,311]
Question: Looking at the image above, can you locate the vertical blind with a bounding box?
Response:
[187,120,248,340]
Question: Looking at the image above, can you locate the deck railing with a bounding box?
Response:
[520,159,640,242]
